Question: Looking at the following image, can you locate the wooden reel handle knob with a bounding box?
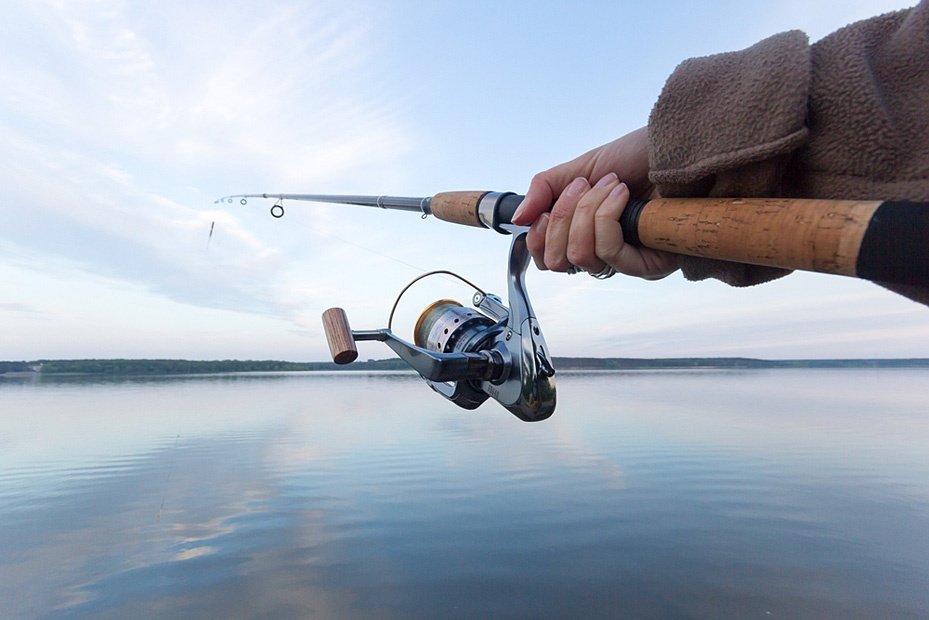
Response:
[321,307,358,364]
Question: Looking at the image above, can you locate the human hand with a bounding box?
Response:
[511,127,679,280]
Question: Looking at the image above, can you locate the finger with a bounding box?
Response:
[593,182,635,272]
[544,177,589,271]
[511,175,553,226]
[526,213,550,271]
[512,164,585,226]
[567,172,619,271]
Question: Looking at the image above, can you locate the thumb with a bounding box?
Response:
[512,167,576,226]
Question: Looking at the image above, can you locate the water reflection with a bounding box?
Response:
[1,370,928,618]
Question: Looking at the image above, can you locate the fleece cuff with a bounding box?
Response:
[648,30,811,190]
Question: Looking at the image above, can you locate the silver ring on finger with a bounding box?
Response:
[589,265,616,279]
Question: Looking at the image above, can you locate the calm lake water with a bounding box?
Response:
[1,369,928,619]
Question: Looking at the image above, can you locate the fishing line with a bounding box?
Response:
[155,433,180,522]
[239,196,483,294]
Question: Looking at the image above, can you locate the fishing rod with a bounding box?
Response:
[218,190,929,421]
[221,191,929,285]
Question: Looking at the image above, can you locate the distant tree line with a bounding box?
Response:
[1,357,927,376]
[2,358,409,375]
[0,361,32,372]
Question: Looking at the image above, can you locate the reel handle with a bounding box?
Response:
[322,307,358,364]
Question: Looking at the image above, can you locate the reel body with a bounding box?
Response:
[322,226,556,421]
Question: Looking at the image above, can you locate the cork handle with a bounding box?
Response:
[430,191,488,227]
[636,198,882,276]
[321,308,358,364]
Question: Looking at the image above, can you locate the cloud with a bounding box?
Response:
[589,279,929,358]
[0,1,416,327]
[0,302,42,315]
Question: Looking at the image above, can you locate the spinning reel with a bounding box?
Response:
[322,225,556,421]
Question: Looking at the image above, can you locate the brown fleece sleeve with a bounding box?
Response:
[797,3,929,304]
[648,31,811,196]
[796,3,929,200]
[647,31,812,286]
[647,3,929,302]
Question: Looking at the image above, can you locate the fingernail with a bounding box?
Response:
[566,177,588,197]
[511,199,527,222]
[609,182,628,198]
[595,172,618,188]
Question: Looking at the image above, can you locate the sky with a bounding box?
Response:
[1,0,926,362]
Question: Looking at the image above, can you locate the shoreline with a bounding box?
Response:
[3,357,929,377]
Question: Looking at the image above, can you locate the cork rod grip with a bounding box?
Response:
[425,192,925,284]
[430,191,488,227]
[321,307,358,364]
[634,198,883,277]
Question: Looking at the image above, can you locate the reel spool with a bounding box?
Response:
[414,300,497,354]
